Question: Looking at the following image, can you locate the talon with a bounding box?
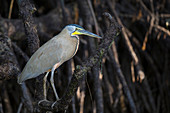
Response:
[51,101,57,109]
[38,99,48,106]
[51,98,60,109]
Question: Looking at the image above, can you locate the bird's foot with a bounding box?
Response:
[51,99,60,109]
[38,99,49,106]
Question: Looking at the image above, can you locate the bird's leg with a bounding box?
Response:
[43,71,49,100]
[38,71,50,105]
[50,63,60,100]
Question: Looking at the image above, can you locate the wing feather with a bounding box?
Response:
[18,38,62,83]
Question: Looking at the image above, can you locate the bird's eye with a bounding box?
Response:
[74,28,79,32]
[75,27,82,31]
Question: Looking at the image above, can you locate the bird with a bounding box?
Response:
[18,24,102,101]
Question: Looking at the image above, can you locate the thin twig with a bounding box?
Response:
[154,25,170,36]
[8,0,14,19]
[159,14,170,18]
[86,0,99,35]
[137,0,152,15]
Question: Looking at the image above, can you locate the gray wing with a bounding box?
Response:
[18,38,63,83]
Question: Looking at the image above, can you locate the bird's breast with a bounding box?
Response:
[60,37,79,62]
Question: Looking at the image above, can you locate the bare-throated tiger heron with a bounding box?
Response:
[18,24,102,102]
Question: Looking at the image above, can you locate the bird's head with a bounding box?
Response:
[65,24,102,39]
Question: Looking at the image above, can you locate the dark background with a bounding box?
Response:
[0,0,170,113]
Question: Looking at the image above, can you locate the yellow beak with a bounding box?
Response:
[72,29,102,39]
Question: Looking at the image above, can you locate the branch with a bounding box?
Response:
[17,0,39,55]
[154,25,170,36]
[38,12,122,112]
[0,35,20,80]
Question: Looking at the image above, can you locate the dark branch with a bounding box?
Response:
[0,35,20,80]
[0,34,33,112]
[17,0,39,55]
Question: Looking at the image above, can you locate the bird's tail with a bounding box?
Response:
[17,71,36,84]
[17,73,24,84]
